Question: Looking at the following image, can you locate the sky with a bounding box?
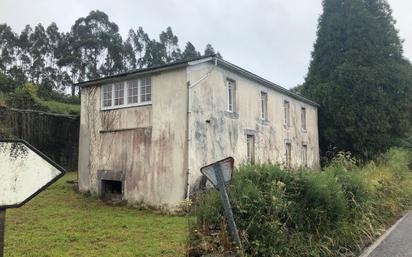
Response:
[0,0,411,89]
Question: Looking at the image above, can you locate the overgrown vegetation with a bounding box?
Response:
[3,82,79,115]
[5,172,187,256]
[189,148,412,257]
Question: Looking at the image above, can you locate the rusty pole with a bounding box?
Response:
[0,209,5,257]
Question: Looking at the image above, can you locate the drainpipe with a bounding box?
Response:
[185,58,218,200]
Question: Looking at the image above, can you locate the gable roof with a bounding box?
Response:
[75,55,318,107]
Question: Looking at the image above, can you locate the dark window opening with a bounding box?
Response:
[101,179,123,202]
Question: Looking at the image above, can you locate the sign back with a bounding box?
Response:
[200,157,234,187]
[0,139,65,208]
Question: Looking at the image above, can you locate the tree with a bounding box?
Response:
[159,26,181,62]
[182,41,200,59]
[143,39,167,67]
[29,23,49,85]
[0,24,18,74]
[301,0,412,160]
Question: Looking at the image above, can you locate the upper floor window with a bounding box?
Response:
[102,85,112,107]
[101,77,151,110]
[226,79,236,112]
[260,91,268,120]
[114,82,124,106]
[284,100,290,127]
[127,80,139,104]
[301,107,307,130]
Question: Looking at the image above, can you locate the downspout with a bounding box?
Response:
[185,58,218,200]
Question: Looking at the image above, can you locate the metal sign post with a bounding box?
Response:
[201,157,242,248]
[0,139,65,256]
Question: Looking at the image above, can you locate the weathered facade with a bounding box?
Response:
[77,56,320,209]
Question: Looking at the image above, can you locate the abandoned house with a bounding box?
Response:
[77,55,320,208]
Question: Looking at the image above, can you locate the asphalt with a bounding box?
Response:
[365,211,412,257]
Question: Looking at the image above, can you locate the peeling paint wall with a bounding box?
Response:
[78,68,188,208]
[187,63,320,190]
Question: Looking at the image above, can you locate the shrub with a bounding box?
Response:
[190,148,412,257]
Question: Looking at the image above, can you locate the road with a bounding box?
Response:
[363,211,412,257]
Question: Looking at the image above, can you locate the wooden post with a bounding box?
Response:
[0,209,5,257]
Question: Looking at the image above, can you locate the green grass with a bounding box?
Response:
[5,172,188,257]
[37,99,80,115]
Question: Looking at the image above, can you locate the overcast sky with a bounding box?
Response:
[1,0,411,89]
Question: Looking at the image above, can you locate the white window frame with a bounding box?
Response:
[284,100,290,127]
[101,77,152,110]
[226,79,236,113]
[302,144,308,168]
[301,106,307,131]
[260,91,268,120]
[285,142,292,168]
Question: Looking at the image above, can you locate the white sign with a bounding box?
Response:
[200,157,234,187]
[0,139,64,208]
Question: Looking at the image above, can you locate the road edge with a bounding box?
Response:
[359,211,410,257]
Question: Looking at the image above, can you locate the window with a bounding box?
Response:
[284,100,290,127]
[285,142,291,168]
[140,77,151,103]
[114,82,124,106]
[260,91,268,120]
[101,77,152,110]
[302,144,308,168]
[102,85,112,107]
[301,107,307,130]
[227,79,236,112]
[127,80,139,104]
[247,134,255,164]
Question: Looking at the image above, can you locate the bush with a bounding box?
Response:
[190,148,412,257]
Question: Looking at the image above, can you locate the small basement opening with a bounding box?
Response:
[101,179,123,202]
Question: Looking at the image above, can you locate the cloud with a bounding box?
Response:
[0,0,410,89]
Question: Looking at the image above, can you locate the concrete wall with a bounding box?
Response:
[187,63,320,190]
[78,68,188,208]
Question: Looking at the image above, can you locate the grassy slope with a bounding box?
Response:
[5,172,187,257]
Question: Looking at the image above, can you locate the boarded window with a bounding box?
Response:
[284,100,290,126]
[260,91,268,120]
[302,144,308,167]
[285,142,292,168]
[247,134,255,164]
[301,107,307,130]
[227,79,236,112]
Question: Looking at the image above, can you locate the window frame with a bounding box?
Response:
[260,91,268,121]
[285,142,292,168]
[284,100,290,127]
[246,134,255,164]
[226,79,236,113]
[301,107,307,131]
[302,144,308,168]
[101,77,152,110]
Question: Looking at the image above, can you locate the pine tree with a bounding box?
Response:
[301,0,412,160]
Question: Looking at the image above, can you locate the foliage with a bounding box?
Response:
[190,148,412,257]
[0,11,221,96]
[5,172,187,256]
[6,83,80,114]
[300,0,412,160]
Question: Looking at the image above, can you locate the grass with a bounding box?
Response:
[37,99,80,115]
[4,172,188,257]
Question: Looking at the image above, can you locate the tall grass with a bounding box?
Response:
[189,148,412,257]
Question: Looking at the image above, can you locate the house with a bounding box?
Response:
[77,55,320,209]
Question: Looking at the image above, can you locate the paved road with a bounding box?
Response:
[367,212,412,257]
